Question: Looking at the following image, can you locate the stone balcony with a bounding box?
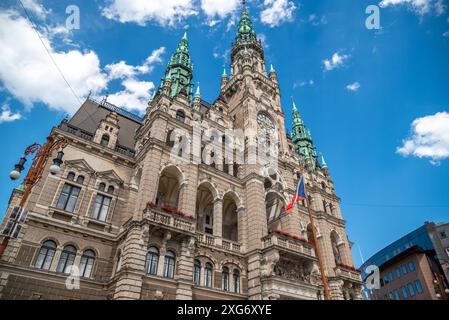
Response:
[262,232,316,259]
[334,265,363,283]
[143,204,196,235]
[196,232,242,254]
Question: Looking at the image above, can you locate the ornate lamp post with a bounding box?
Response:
[0,135,68,258]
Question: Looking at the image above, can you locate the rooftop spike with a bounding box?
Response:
[242,0,247,14]
[321,154,328,169]
[183,30,188,40]
[222,66,227,77]
[195,83,201,96]
[270,64,276,73]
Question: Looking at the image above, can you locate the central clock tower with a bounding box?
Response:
[221,1,290,160]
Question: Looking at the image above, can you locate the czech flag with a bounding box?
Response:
[285,176,306,213]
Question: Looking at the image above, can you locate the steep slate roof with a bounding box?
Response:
[68,98,142,150]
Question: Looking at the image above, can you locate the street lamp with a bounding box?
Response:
[1,136,68,259]
[9,157,27,180]
[49,150,64,175]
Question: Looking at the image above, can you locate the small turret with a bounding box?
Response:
[269,64,278,84]
[193,83,201,112]
[221,67,228,91]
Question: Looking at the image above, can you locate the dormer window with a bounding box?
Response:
[176,110,186,123]
[100,134,110,147]
[98,183,106,192]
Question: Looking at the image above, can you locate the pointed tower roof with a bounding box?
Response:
[235,0,258,45]
[161,32,194,99]
[195,83,201,97]
[270,64,276,73]
[321,154,328,169]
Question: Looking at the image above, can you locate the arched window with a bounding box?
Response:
[116,251,122,273]
[176,110,186,123]
[163,250,176,278]
[100,134,110,147]
[98,183,106,192]
[329,203,334,215]
[76,175,85,185]
[193,259,201,285]
[323,200,327,213]
[56,245,77,274]
[34,240,56,270]
[166,129,174,147]
[205,263,213,288]
[107,186,115,194]
[233,270,240,294]
[67,172,75,181]
[331,231,343,264]
[145,247,159,275]
[79,250,95,278]
[321,182,326,191]
[222,266,230,291]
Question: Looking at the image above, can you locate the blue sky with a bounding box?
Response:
[0,0,448,268]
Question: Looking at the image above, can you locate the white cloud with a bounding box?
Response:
[260,0,297,27]
[443,30,449,37]
[397,112,449,165]
[0,104,22,124]
[346,82,361,91]
[323,52,349,71]
[0,11,107,114]
[379,0,445,15]
[293,79,314,88]
[102,0,198,26]
[201,0,239,18]
[21,0,50,20]
[308,14,327,26]
[105,47,165,80]
[106,78,155,113]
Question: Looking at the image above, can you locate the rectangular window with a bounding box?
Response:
[408,261,415,272]
[395,267,401,278]
[401,264,408,275]
[393,290,400,300]
[414,280,424,294]
[389,272,394,282]
[91,194,112,221]
[401,286,408,299]
[407,283,415,297]
[56,184,80,212]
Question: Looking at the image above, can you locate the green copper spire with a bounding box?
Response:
[290,97,318,168]
[222,66,227,77]
[162,32,194,99]
[195,83,200,97]
[270,64,276,73]
[321,154,328,169]
[235,0,258,45]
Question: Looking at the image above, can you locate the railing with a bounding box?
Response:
[59,120,136,158]
[59,120,94,141]
[334,266,362,282]
[196,232,242,253]
[115,144,136,157]
[89,98,143,124]
[143,206,195,233]
[262,233,316,258]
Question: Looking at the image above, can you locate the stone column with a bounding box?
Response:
[213,198,223,239]
[237,206,247,251]
[175,237,195,299]
[328,279,345,300]
[134,149,163,219]
[113,225,147,300]
[244,178,267,251]
[156,232,171,277]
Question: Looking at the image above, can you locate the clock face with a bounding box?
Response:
[257,113,276,134]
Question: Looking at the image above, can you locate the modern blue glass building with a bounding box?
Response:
[360,224,436,281]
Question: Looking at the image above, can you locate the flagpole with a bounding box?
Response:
[304,188,331,300]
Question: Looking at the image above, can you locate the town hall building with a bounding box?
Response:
[0,2,362,300]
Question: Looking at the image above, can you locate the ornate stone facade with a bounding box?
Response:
[0,3,362,300]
